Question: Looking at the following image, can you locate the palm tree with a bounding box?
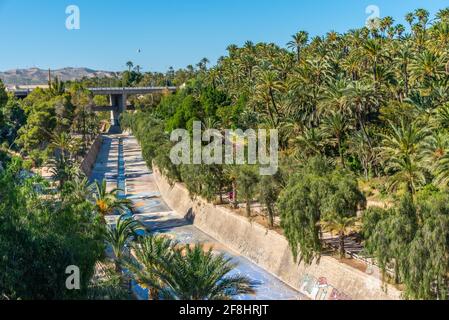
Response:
[434,152,449,187]
[385,156,427,195]
[105,215,143,273]
[345,82,377,149]
[426,130,449,187]
[93,180,132,218]
[64,175,93,203]
[50,132,73,161]
[361,39,384,82]
[197,58,210,72]
[321,214,358,259]
[154,244,256,300]
[321,111,350,168]
[415,8,430,29]
[395,24,406,38]
[49,156,77,189]
[436,8,449,22]
[380,120,429,194]
[395,46,413,96]
[49,77,65,96]
[255,68,284,124]
[126,61,134,72]
[87,262,131,300]
[237,166,259,217]
[134,65,142,74]
[421,131,449,167]
[293,127,326,159]
[380,17,395,37]
[287,31,309,62]
[405,12,415,28]
[410,51,446,84]
[348,130,378,179]
[318,80,349,115]
[124,235,176,300]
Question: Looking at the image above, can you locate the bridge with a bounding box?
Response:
[88,87,177,125]
[10,86,177,125]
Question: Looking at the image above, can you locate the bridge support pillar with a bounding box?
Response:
[109,93,128,126]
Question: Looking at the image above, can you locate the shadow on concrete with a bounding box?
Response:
[108,125,122,134]
[141,217,193,231]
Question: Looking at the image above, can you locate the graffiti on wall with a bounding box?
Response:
[299,275,351,300]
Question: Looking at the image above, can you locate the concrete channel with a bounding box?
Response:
[89,133,304,300]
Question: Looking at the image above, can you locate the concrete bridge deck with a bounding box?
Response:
[10,86,177,125]
[87,86,177,95]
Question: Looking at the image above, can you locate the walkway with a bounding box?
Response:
[90,133,304,300]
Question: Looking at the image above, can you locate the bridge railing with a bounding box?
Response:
[88,86,177,92]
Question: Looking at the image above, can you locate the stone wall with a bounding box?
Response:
[81,136,103,177]
[152,165,402,300]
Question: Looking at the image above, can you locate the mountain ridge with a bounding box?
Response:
[0,67,119,86]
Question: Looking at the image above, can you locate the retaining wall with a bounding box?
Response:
[152,165,402,300]
[81,136,103,177]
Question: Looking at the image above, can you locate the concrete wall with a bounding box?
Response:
[81,136,103,177]
[152,165,402,300]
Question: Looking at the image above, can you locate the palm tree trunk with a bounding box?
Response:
[246,199,251,217]
[267,205,275,228]
[357,109,373,150]
[404,66,409,96]
[115,261,121,273]
[266,102,276,126]
[337,135,345,168]
[339,232,346,259]
[149,288,159,301]
[269,88,281,120]
[232,181,238,209]
[394,263,400,284]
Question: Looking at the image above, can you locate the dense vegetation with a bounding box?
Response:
[122,8,449,299]
[0,80,121,299]
[2,5,449,301]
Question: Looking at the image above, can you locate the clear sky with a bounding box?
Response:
[0,0,447,72]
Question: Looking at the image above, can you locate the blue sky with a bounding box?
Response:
[0,0,447,72]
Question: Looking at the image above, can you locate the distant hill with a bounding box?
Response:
[0,67,119,86]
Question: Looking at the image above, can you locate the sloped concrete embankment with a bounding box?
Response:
[152,165,402,300]
[81,136,103,177]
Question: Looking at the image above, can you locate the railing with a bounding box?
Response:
[88,86,177,92]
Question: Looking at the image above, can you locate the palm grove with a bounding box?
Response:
[121,8,449,300]
[1,6,449,300]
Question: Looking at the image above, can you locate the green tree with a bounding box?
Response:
[0,80,7,108]
[278,157,332,264]
[258,174,282,228]
[237,166,260,217]
[0,159,105,299]
[321,171,366,258]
